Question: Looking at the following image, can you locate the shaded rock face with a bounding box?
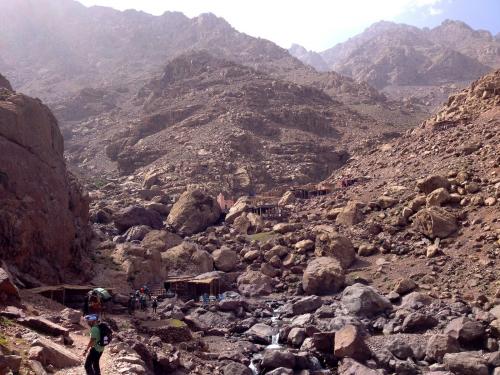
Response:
[0,74,12,90]
[162,242,213,276]
[166,189,221,235]
[0,81,90,283]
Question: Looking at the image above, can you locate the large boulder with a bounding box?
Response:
[315,230,355,268]
[212,247,239,272]
[444,317,485,345]
[302,257,345,295]
[341,284,392,317]
[413,207,458,239]
[114,206,163,233]
[237,271,275,297]
[417,175,451,194]
[141,230,182,252]
[162,242,213,276]
[0,86,90,283]
[245,323,274,344]
[336,201,364,226]
[443,352,488,375]
[166,190,221,235]
[261,350,296,370]
[28,338,80,368]
[425,334,460,362]
[334,324,371,361]
[225,196,250,224]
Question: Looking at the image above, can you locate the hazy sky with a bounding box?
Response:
[78,0,500,51]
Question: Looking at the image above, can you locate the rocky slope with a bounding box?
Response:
[291,20,500,108]
[0,69,498,375]
[0,75,90,284]
[61,51,417,196]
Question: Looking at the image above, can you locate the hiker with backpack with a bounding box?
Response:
[83,314,112,375]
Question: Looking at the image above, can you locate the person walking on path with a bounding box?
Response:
[152,297,158,314]
[83,314,105,375]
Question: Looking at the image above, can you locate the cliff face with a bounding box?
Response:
[0,76,90,284]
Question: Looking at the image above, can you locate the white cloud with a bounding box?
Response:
[77,0,447,50]
[428,6,444,15]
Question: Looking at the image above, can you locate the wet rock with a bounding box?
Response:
[166,189,221,235]
[266,368,294,375]
[341,284,392,317]
[413,207,457,239]
[417,175,451,194]
[238,271,275,297]
[245,323,274,344]
[302,257,345,295]
[444,317,485,346]
[223,362,252,375]
[212,247,239,272]
[334,324,370,361]
[443,352,488,375]
[288,327,306,347]
[292,296,322,315]
[262,350,296,370]
[114,205,163,233]
[426,334,460,363]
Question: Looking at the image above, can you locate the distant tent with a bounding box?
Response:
[92,287,112,301]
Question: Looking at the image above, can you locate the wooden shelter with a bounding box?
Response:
[291,186,332,199]
[164,275,221,300]
[27,285,113,309]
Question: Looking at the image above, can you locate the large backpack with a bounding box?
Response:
[97,323,113,346]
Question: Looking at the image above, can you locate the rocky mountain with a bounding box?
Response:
[426,20,500,68]
[291,20,500,108]
[62,51,413,196]
[1,70,497,375]
[288,44,329,72]
[0,0,306,102]
[0,75,90,284]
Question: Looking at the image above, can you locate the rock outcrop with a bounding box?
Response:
[0,78,90,283]
[166,190,221,235]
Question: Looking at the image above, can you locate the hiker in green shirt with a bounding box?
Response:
[83,314,104,375]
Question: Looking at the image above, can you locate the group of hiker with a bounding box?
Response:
[127,286,158,315]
